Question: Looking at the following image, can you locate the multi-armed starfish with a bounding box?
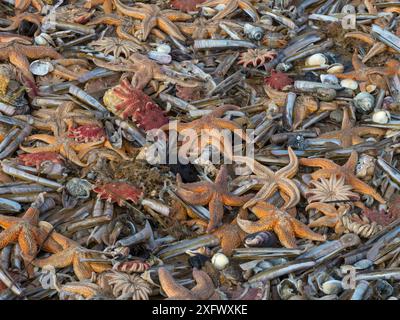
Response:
[306,202,348,234]
[177,17,221,39]
[233,147,300,209]
[0,195,62,276]
[300,151,386,204]
[0,42,62,96]
[33,224,112,281]
[198,0,259,21]
[158,267,220,300]
[176,165,253,232]
[113,0,191,41]
[237,202,326,248]
[0,12,43,37]
[317,107,386,148]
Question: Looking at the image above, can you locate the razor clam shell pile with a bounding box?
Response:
[0,0,399,301]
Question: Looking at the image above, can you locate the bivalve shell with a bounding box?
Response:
[340,79,358,90]
[29,60,54,76]
[320,280,343,295]
[156,44,171,54]
[327,63,344,74]
[147,51,172,64]
[353,92,375,113]
[211,253,229,270]
[305,53,328,67]
[372,110,391,124]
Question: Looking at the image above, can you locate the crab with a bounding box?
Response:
[67,124,106,143]
[18,152,65,169]
[103,79,168,131]
[93,182,143,206]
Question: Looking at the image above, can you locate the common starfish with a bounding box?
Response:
[197,0,259,21]
[0,195,62,276]
[33,224,112,281]
[0,12,43,37]
[60,281,107,300]
[300,151,386,204]
[0,42,62,96]
[306,202,348,234]
[113,0,191,41]
[237,202,326,248]
[317,108,386,148]
[161,105,250,154]
[233,147,300,209]
[94,53,197,90]
[176,165,253,232]
[177,17,220,39]
[158,267,220,300]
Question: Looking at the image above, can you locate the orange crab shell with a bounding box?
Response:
[92,182,143,206]
[18,152,65,168]
[67,124,106,142]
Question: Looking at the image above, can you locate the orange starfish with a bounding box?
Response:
[306,202,348,234]
[33,224,112,281]
[176,165,253,232]
[237,202,326,248]
[197,0,259,21]
[234,147,300,209]
[113,0,191,41]
[158,267,220,300]
[300,151,386,204]
[0,196,62,276]
[84,0,113,14]
[317,108,386,148]
[177,17,220,39]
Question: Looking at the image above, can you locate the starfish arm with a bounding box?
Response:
[207,193,224,232]
[73,253,95,280]
[19,145,60,154]
[23,207,40,225]
[237,216,276,234]
[308,216,338,228]
[25,134,57,145]
[8,50,34,83]
[158,267,194,299]
[215,165,228,186]
[290,218,326,242]
[162,10,192,21]
[346,175,386,203]
[351,49,366,73]
[176,187,213,205]
[243,182,277,209]
[274,218,297,248]
[238,0,260,20]
[211,0,238,20]
[190,269,216,300]
[0,225,21,249]
[61,143,88,167]
[33,248,74,268]
[310,169,338,180]
[18,228,38,260]
[0,215,20,229]
[222,193,253,206]
[177,23,195,35]
[353,127,386,137]
[277,179,301,209]
[299,157,338,170]
[343,151,358,171]
[234,156,274,177]
[22,45,62,60]
[141,15,158,41]
[157,16,186,41]
[15,0,32,11]
[276,147,299,178]
[306,203,339,217]
[113,0,147,19]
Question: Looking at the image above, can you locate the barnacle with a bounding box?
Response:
[305,176,360,203]
[93,181,143,206]
[89,37,142,58]
[106,271,152,300]
[264,70,294,90]
[238,49,276,68]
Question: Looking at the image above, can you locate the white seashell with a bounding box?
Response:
[321,74,339,85]
[211,253,229,270]
[147,51,172,64]
[321,280,343,295]
[29,60,54,76]
[34,33,54,46]
[201,6,218,17]
[372,110,391,124]
[156,44,171,54]
[215,4,226,11]
[366,84,377,94]
[353,92,375,113]
[305,53,328,67]
[327,63,344,74]
[340,79,358,90]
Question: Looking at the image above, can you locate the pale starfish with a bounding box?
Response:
[234,147,300,209]
[158,267,220,300]
[176,165,253,232]
[113,0,191,41]
[300,151,386,204]
[237,202,326,248]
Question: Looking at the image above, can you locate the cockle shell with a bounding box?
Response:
[29,60,54,76]
[353,92,375,113]
[372,110,391,124]
[211,253,229,270]
[327,63,344,74]
[305,53,328,67]
[320,280,343,295]
[340,79,358,90]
